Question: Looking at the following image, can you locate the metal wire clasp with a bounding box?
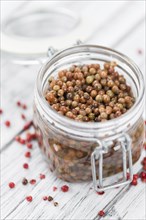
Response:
[91,134,133,192]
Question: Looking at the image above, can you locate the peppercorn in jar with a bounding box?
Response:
[33,45,145,191]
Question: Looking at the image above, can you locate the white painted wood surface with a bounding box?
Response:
[1,1,145,220]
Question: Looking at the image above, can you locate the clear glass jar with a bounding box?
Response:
[33,45,145,189]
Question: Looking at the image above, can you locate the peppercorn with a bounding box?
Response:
[22,178,28,185]
[88,113,95,120]
[106,90,114,98]
[48,196,53,201]
[100,112,108,119]
[103,94,110,103]
[90,90,97,98]
[112,85,119,94]
[86,75,94,84]
[95,95,103,103]
[54,202,59,207]
[100,70,107,78]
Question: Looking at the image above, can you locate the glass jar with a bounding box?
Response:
[33,45,145,191]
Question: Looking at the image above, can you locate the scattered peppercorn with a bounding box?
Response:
[43,196,48,201]
[21,114,26,120]
[61,185,69,192]
[30,179,36,185]
[48,196,53,201]
[22,178,28,185]
[131,178,138,186]
[23,163,29,169]
[140,172,146,182]
[40,174,46,179]
[23,121,33,130]
[16,101,21,107]
[5,120,11,127]
[25,151,31,158]
[45,62,135,122]
[98,210,105,217]
[9,182,15,189]
[0,109,3,114]
[53,186,57,191]
[97,191,105,195]
[54,202,59,207]
[22,104,27,109]
[26,196,33,202]
[15,136,21,142]
[26,143,32,150]
[20,138,26,145]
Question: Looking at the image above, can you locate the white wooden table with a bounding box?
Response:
[1,1,146,219]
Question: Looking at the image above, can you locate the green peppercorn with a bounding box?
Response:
[112,85,119,94]
[89,67,96,74]
[106,90,114,98]
[53,85,60,91]
[88,113,95,120]
[95,95,103,103]
[100,112,108,119]
[86,75,94,84]
[72,101,78,108]
[103,94,110,103]
[58,89,64,96]
[95,73,101,80]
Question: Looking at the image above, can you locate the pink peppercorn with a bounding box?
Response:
[43,196,48,201]
[61,185,69,192]
[25,151,31,158]
[30,179,36,185]
[15,136,21,142]
[17,101,21,106]
[21,114,26,120]
[5,120,11,127]
[23,163,29,169]
[53,186,57,191]
[22,104,27,109]
[98,210,105,217]
[26,196,33,202]
[26,143,33,149]
[131,178,138,186]
[97,191,105,195]
[40,174,46,179]
[133,174,139,180]
[23,121,33,130]
[9,182,15,188]
[0,109,3,114]
[20,138,26,145]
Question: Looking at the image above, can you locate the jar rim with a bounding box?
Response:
[35,44,144,133]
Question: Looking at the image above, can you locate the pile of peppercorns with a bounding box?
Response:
[45,62,135,122]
